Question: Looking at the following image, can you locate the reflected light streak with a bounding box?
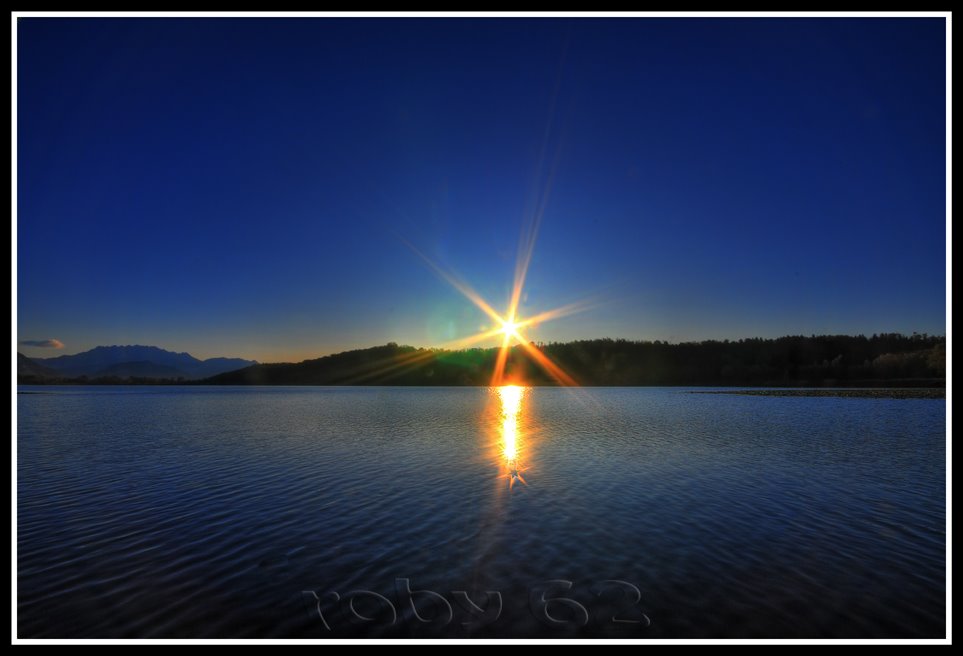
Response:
[499,385,522,461]
[498,385,528,489]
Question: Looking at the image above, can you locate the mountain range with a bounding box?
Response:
[20,345,256,380]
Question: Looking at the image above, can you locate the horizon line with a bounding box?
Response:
[16,331,947,366]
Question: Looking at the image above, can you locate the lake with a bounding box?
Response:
[16,386,946,638]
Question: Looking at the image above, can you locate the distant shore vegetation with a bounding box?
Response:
[18,333,945,388]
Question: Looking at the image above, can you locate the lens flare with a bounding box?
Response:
[400,149,598,390]
[500,319,521,339]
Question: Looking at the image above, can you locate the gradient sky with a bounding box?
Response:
[16,17,947,362]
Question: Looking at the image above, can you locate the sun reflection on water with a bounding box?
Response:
[497,385,527,488]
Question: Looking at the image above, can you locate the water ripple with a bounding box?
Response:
[17,386,945,638]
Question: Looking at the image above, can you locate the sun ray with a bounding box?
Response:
[401,238,505,325]
[342,326,510,385]
[507,44,568,331]
[403,229,586,387]
[517,339,578,387]
[515,298,597,331]
[491,333,512,386]
[342,348,439,384]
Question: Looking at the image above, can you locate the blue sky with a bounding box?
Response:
[17,17,947,362]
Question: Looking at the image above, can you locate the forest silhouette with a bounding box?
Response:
[202,333,945,387]
[19,333,944,387]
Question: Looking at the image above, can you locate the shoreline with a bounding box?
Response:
[17,384,946,399]
[689,388,945,399]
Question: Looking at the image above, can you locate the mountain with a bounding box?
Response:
[93,361,191,379]
[17,353,63,379]
[35,345,256,379]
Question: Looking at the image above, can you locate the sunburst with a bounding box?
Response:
[403,234,589,387]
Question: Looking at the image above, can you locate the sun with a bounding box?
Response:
[402,232,589,386]
[499,318,521,340]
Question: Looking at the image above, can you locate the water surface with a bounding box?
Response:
[17,386,945,638]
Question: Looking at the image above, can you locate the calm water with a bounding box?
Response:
[17,386,945,638]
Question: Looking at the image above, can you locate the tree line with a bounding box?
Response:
[196,333,944,387]
[18,333,945,387]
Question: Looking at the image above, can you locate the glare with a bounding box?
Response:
[402,205,591,387]
[498,385,523,461]
[500,319,521,339]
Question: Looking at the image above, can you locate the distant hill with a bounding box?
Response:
[19,335,945,387]
[204,334,945,387]
[17,353,63,379]
[35,345,256,380]
[189,357,262,379]
[203,343,459,385]
[206,342,527,386]
[92,361,191,379]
